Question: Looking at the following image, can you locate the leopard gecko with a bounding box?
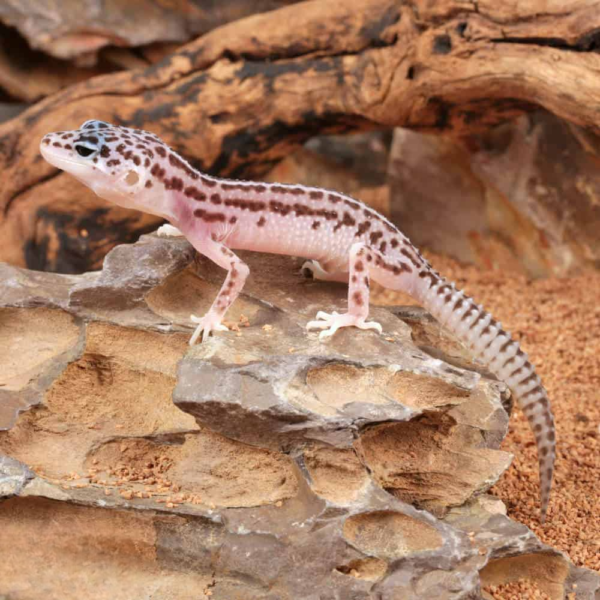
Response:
[40,120,556,521]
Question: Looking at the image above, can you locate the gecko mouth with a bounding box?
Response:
[39,144,89,170]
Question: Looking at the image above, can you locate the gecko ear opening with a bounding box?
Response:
[124,170,140,186]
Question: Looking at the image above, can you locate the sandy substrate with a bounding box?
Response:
[372,254,600,574]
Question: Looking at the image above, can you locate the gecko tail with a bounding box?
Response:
[415,266,556,522]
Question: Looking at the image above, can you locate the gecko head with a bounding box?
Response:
[40,120,172,216]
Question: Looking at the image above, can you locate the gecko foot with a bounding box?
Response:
[301,260,329,280]
[306,311,383,340]
[189,313,229,345]
[156,224,183,237]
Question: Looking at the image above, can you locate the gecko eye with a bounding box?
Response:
[75,144,96,158]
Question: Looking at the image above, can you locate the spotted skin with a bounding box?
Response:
[40,120,556,522]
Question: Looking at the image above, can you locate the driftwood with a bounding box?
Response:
[1,0,600,272]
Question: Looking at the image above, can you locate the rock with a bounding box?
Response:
[445,497,600,600]
[0,234,598,598]
[389,111,600,277]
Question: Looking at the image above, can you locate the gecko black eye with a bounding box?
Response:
[75,145,96,158]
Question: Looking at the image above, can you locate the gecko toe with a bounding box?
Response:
[189,314,230,345]
[360,321,383,334]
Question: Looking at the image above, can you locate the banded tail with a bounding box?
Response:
[416,266,556,522]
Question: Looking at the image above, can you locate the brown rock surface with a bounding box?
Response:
[1,234,598,598]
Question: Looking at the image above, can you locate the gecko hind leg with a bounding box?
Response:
[307,243,384,340]
[301,260,348,283]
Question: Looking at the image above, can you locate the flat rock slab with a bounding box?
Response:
[0,234,597,599]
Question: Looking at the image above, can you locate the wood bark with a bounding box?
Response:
[1,0,600,272]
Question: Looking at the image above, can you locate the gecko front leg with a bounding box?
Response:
[188,237,249,345]
[307,243,384,339]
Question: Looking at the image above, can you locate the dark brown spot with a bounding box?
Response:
[257,216,266,227]
[229,216,237,224]
[145,180,153,188]
[469,311,486,330]
[79,135,98,144]
[52,142,62,148]
[310,191,324,200]
[369,231,383,245]
[100,146,110,158]
[391,262,412,275]
[225,198,266,212]
[519,372,538,387]
[379,241,387,253]
[547,431,555,442]
[155,146,166,157]
[353,291,363,306]
[221,182,245,191]
[334,212,356,232]
[327,193,342,204]
[133,155,141,166]
[211,193,222,205]
[312,221,321,230]
[194,209,225,223]
[364,276,369,287]
[419,271,440,286]
[201,176,217,187]
[523,385,543,399]
[269,200,291,216]
[356,221,371,237]
[509,366,524,379]
[400,248,421,268]
[355,261,364,272]
[184,186,206,201]
[390,239,399,248]
[453,298,464,311]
